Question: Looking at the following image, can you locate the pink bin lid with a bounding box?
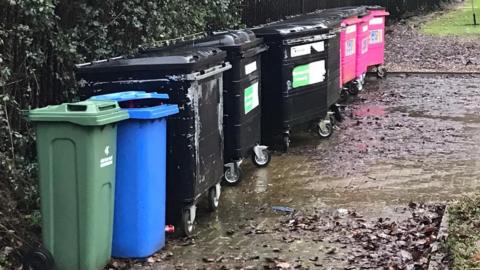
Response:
[370,9,390,17]
[341,17,362,27]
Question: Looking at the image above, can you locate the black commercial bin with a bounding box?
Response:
[76,47,231,236]
[143,30,271,185]
[253,22,335,151]
[283,15,343,122]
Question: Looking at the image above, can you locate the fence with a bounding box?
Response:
[241,0,454,26]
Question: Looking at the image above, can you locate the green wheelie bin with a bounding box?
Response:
[25,100,128,270]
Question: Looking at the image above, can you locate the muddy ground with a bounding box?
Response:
[110,73,480,269]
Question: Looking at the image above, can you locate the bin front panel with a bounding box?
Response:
[36,122,116,270]
[260,42,329,139]
[223,52,263,162]
[112,118,167,258]
[356,19,371,78]
[367,13,387,67]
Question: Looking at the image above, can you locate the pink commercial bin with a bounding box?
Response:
[367,8,390,78]
[355,14,373,90]
[340,17,361,89]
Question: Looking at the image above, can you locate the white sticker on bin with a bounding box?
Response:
[363,25,369,32]
[290,41,324,57]
[370,17,384,25]
[100,145,113,168]
[345,25,356,34]
[245,61,257,75]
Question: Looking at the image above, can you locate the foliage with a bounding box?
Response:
[0,0,241,267]
[446,194,480,269]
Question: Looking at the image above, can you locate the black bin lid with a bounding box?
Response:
[315,6,369,20]
[77,46,226,74]
[253,20,330,39]
[196,30,263,50]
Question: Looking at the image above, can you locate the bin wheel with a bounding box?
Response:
[223,164,242,186]
[22,247,54,270]
[282,135,290,152]
[252,149,271,168]
[377,66,387,79]
[207,184,221,212]
[181,208,196,237]
[317,120,333,139]
[347,83,360,96]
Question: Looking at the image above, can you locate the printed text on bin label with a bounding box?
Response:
[292,60,326,88]
[244,82,259,114]
[100,145,113,168]
[290,41,324,57]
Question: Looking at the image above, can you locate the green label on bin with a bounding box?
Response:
[244,82,259,114]
[292,60,326,88]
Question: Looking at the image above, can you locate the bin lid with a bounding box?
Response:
[253,20,330,38]
[76,47,226,74]
[89,91,179,120]
[194,30,264,50]
[317,6,369,19]
[28,100,129,126]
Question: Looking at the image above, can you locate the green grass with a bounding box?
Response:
[422,0,480,36]
[446,194,480,269]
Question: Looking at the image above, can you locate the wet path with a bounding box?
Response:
[136,74,480,269]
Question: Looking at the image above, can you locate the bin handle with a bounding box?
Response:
[67,104,88,112]
[97,104,117,111]
[186,63,232,81]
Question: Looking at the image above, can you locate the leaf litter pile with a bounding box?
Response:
[108,203,445,270]
[273,203,445,269]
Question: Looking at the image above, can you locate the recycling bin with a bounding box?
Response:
[76,46,231,236]
[26,101,128,270]
[253,21,335,151]
[367,7,390,78]
[284,14,343,122]
[148,30,271,185]
[90,91,179,258]
[355,13,374,89]
[313,6,368,95]
[340,17,361,90]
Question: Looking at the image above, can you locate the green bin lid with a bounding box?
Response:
[28,100,129,126]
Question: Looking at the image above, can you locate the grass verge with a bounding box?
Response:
[422,0,480,36]
[447,194,480,269]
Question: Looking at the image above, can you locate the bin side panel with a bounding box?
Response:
[112,119,167,258]
[327,35,341,107]
[195,76,224,197]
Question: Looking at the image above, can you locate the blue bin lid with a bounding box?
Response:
[90,91,179,120]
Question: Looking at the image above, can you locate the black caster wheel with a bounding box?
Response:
[207,184,221,212]
[252,148,271,168]
[22,247,54,270]
[317,121,333,139]
[223,164,242,186]
[377,66,387,79]
[282,135,290,152]
[181,207,196,237]
[347,83,360,96]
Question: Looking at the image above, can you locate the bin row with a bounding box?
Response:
[25,5,389,270]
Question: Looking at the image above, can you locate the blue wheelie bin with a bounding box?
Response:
[90,91,179,258]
